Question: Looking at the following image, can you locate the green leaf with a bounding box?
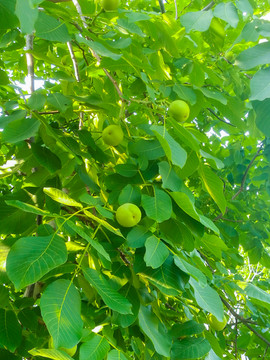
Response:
[107,349,128,360]
[5,200,50,216]
[158,161,183,191]
[0,69,9,85]
[28,348,73,360]
[245,284,270,305]
[43,187,83,208]
[250,68,270,101]
[151,125,187,168]
[32,143,62,174]
[129,139,165,160]
[75,35,122,60]
[35,12,71,42]
[174,256,207,286]
[213,2,239,28]
[114,284,140,328]
[173,84,197,105]
[28,92,46,111]
[196,87,227,105]
[199,165,226,214]
[170,192,219,233]
[180,10,213,33]
[83,209,123,237]
[15,0,38,34]
[142,188,172,223]
[0,0,18,30]
[253,99,270,137]
[126,226,151,248]
[118,184,141,206]
[200,150,224,170]
[138,305,172,357]
[171,337,211,359]
[65,220,111,261]
[2,117,40,143]
[189,278,224,322]
[83,268,132,314]
[235,42,270,70]
[201,234,228,259]
[0,309,22,352]
[47,93,72,113]
[6,234,67,290]
[80,333,110,360]
[136,255,184,296]
[144,235,169,269]
[166,118,200,152]
[170,320,205,337]
[40,279,83,348]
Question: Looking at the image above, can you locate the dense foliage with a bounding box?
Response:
[0,0,270,359]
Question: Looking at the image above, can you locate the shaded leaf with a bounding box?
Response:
[80,333,110,360]
[171,337,211,359]
[144,235,169,269]
[83,268,132,314]
[0,309,22,352]
[142,188,172,223]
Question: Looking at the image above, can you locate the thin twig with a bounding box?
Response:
[174,0,178,19]
[158,0,166,13]
[26,34,34,94]
[235,317,238,358]
[202,1,215,11]
[262,346,269,359]
[207,108,235,127]
[71,0,124,99]
[231,145,263,200]
[220,297,270,347]
[67,41,80,82]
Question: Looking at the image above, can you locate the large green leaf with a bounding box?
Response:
[171,337,211,359]
[40,279,83,349]
[245,284,270,305]
[250,68,270,101]
[170,320,205,338]
[170,192,219,233]
[213,2,239,28]
[200,234,228,259]
[83,268,132,314]
[189,278,224,322]
[6,234,67,290]
[114,284,140,328]
[253,99,270,137]
[32,143,62,174]
[79,333,110,360]
[0,309,22,352]
[35,12,71,42]
[199,165,226,214]
[180,10,213,33]
[138,305,172,357]
[144,235,169,269]
[235,41,270,69]
[2,117,40,143]
[15,0,38,34]
[142,188,172,222]
[129,139,165,160]
[174,256,207,286]
[151,125,187,168]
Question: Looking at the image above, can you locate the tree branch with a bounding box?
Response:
[158,0,166,13]
[174,0,178,20]
[67,41,80,82]
[207,108,236,127]
[26,34,34,94]
[231,145,263,200]
[220,297,270,347]
[202,1,215,11]
[71,0,124,99]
